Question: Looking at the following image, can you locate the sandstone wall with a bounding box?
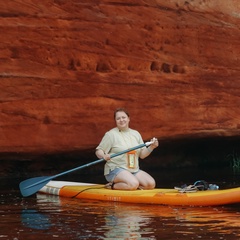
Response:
[0,0,240,156]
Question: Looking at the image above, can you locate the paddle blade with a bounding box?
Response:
[19,176,51,197]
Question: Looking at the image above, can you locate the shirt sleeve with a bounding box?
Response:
[132,129,144,145]
[96,131,112,154]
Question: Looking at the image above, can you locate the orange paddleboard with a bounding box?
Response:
[38,181,240,206]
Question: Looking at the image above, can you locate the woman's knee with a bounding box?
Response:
[149,179,156,189]
[114,171,139,190]
[139,176,156,189]
[127,180,139,190]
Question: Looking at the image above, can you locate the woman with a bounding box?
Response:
[95,108,159,190]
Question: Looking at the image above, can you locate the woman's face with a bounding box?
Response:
[115,111,130,131]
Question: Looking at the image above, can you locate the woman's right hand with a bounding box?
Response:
[104,153,111,161]
[96,149,111,161]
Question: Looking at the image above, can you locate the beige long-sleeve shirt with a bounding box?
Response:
[96,127,144,175]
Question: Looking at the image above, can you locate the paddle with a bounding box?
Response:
[19,141,153,197]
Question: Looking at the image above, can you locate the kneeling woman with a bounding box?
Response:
[95,108,159,190]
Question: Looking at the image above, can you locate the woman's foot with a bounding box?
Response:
[105,182,115,189]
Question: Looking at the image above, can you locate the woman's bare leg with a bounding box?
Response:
[113,170,139,190]
[135,170,156,189]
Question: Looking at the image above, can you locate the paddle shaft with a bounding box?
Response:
[21,141,152,192]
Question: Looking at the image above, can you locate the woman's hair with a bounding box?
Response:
[114,108,129,119]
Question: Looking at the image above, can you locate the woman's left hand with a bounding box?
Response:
[151,137,159,149]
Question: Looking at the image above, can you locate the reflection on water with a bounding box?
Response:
[1,190,240,240]
[21,209,51,230]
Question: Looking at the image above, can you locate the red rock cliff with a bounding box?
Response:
[0,0,240,156]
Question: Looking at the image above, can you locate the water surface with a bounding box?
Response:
[1,168,240,239]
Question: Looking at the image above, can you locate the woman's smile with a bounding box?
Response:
[115,112,130,131]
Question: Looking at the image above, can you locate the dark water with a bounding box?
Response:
[1,167,240,240]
